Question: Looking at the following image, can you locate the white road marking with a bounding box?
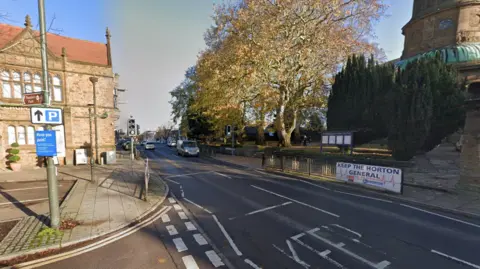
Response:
[206,250,225,267]
[0,185,62,192]
[431,249,480,269]
[10,206,173,269]
[244,259,261,269]
[178,212,188,220]
[0,198,49,206]
[273,244,310,268]
[331,224,362,238]
[173,204,182,211]
[168,197,176,204]
[212,215,242,256]
[336,242,345,248]
[320,250,331,257]
[163,178,180,185]
[161,214,170,223]
[193,233,208,246]
[307,229,390,269]
[258,170,331,190]
[173,238,188,252]
[215,171,232,179]
[251,185,340,218]
[166,225,178,236]
[182,255,200,269]
[185,221,197,231]
[166,172,212,179]
[184,198,213,214]
[400,203,480,229]
[334,190,393,203]
[230,201,293,220]
[287,239,309,267]
[291,232,305,240]
[292,238,345,268]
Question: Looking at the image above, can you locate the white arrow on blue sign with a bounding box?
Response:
[30,107,63,125]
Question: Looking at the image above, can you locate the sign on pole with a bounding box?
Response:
[35,130,57,157]
[24,93,44,105]
[30,107,63,125]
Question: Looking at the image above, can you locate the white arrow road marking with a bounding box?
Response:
[272,244,310,268]
[307,229,390,269]
[292,237,344,268]
[251,185,339,218]
[431,250,480,269]
[287,239,310,267]
[182,255,200,269]
[331,224,362,238]
[173,238,188,252]
[205,250,225,267]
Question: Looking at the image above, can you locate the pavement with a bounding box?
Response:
[38,145,480,269]
[0,157,168,266]
[212,153,480,217]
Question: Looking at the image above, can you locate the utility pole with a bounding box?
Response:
[231,125,235,156]
[88,106,95,183]
[38,0,59,229]
[90,77,100,164]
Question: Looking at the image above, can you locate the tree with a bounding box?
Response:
[420,54,465,151]
[155,122,174,140]
[169,66,198,125]
[195,0,387,147]
[388,59,433,161]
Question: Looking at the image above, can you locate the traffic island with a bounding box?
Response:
[0,158,168,267]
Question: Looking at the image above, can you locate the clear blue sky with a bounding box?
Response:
[2,0,413,131]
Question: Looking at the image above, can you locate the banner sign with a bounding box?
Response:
[336,162,403,193]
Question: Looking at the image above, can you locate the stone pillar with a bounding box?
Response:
[459,100,480,192]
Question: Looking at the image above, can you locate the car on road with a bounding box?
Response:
[167,140,177,147]
[145,142,155,150]
[176,140,199,157]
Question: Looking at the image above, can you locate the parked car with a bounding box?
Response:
[145,142,156,150]
[177,140,199,157]
[167,140,177,147]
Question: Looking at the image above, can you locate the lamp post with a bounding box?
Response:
[89,77,100,165]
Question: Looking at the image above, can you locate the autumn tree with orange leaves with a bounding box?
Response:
[189,0,387,146]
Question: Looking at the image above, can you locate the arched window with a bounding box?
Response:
[7,126,16,145]
[27,126,35,145]
[52,75,62,101]
[17,126,26,145]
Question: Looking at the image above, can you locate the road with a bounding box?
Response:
[40,144,480,269]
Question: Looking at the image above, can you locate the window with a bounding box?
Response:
[0,70,63,101]
[27,126,35,145]
[7,126,16,145]
[2,71,11,98]
[17,126,26,145]
[52,75,62,101]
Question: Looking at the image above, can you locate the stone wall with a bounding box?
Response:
[459,108,480,191]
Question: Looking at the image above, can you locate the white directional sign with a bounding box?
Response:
[30,107,63,125]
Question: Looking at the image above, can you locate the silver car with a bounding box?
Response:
[145,142,155,150]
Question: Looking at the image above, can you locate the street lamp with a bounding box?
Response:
[87,104,109,183]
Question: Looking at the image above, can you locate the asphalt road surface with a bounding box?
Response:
[40,145,480,269]
[0,180,75,221]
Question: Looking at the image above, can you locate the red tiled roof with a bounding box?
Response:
[0,23,108,66]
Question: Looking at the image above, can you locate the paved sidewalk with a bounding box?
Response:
[0,158,167,262]
[212,154,480,216]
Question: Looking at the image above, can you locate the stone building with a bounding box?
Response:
[0,16,117,170]
[397,0,480,191]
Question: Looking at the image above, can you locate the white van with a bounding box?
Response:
[176,140,199,157]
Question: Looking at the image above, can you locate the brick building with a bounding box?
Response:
[0,16,117,170]
[396,0,480,190]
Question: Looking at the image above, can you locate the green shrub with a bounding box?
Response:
[8,142,21,163]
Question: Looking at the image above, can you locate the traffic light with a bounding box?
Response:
[225,125,231,137]
[127,118,136,136]
[136,124,140,135]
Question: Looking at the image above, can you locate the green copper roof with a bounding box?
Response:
[395,43,480,69]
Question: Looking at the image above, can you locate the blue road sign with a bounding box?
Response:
[30,107,63,125]
[35,130,57,157]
